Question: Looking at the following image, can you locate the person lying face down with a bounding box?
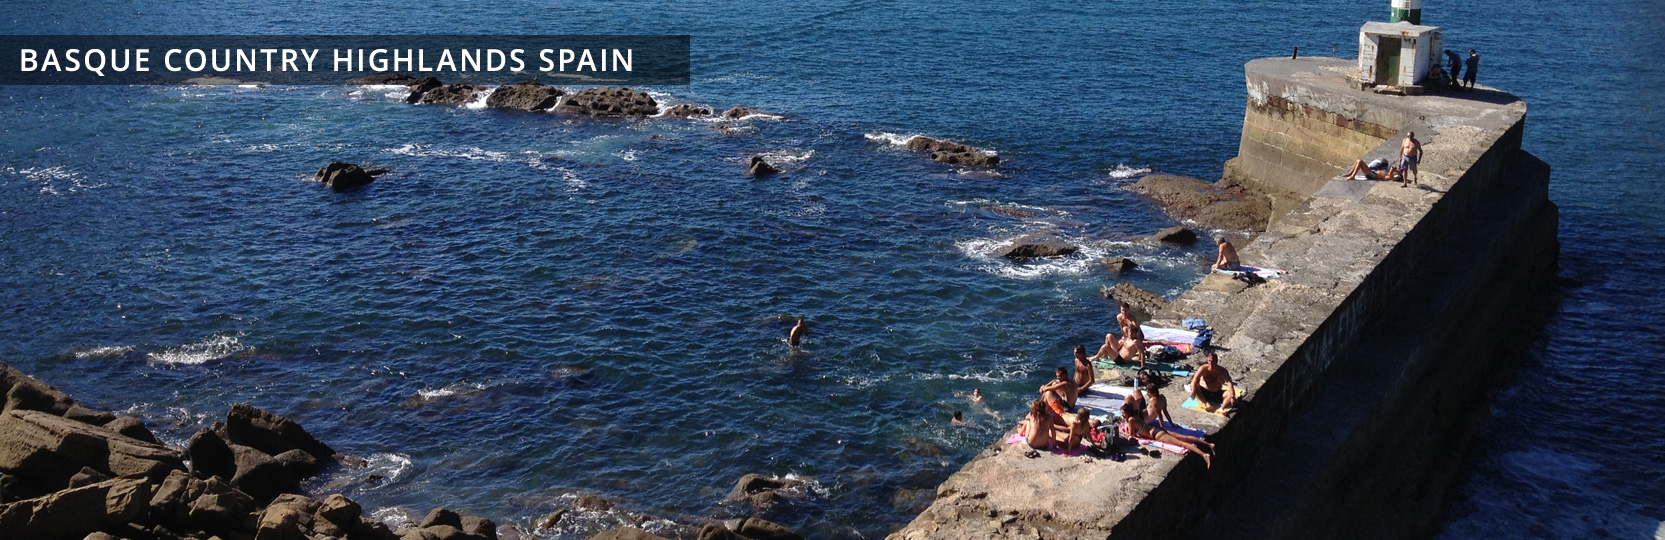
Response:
[1189,351,1238,412]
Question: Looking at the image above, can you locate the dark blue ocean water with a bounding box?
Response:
[1,1,1660,538]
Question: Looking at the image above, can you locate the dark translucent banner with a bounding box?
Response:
[0,35,690,85]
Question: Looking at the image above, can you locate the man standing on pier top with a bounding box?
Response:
[1400,132,1423,187]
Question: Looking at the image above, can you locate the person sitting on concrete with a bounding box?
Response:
[1189,352,1239,412]
[1341,158,1400,181]
[1019,399,1056,450]
[1117,302,1138,337]
[1039,366,1080,411]
[1072,344,1095,390]
[1399,132,1423,187]
[1122,400,1215,468]
[1211,237,1241,272]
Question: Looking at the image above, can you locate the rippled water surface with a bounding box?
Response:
[1,1,1660,538]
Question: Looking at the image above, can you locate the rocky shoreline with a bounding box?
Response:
[0,362,803,540]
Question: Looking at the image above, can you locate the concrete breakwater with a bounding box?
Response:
[889,56,1559,540]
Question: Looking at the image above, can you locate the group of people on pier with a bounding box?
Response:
[1015,302,1238,469]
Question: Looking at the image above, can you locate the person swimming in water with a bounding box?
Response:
[788,318,807,348]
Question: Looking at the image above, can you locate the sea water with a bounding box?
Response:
[1,1,1660,538]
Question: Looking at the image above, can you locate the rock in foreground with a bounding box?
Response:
[993,232,1079,261]
[663,104,713,118]
[557,87,659,117]
[903,136,999,168]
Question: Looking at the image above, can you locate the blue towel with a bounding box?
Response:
[1183,318,1208,331]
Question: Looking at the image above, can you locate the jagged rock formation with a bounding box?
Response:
[993,232,1078,261]
[556,87,659,118]
[1129,174,1273,232]
[487,81,566,111]
[903,136,999,168]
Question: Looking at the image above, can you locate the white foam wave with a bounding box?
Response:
[2,166,107,196]
[386,144,511,162]
[146,334,247,365]
[759,149,814,164]
[463,87,496,109]
[415,382,491,400]
[74,345,134,359]
[956,234,1114,279]
[864,131,923,147]
[1106,164,1154,179]
[560,168,588,191]
[614,149,641,162]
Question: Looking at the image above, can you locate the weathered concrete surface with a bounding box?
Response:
[890,58,1554,540]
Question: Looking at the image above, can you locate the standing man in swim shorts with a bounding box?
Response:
[1399,131,1423,187]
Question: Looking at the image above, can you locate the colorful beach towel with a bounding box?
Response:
[1140,325,1202,346]
[1117,424,1189,455]
[1076,386,1137,414]
[1180,386,1245,416]
[1214,265,1285,279]
[1004,430,1090,456]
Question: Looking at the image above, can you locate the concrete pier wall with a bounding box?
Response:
[889,57,1558,540]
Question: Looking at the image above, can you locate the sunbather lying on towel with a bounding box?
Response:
[1122,400,1215,468]
[1189,352,1238,412]
[1340,158,1401,182]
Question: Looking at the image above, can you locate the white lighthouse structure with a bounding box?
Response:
[1356,0,1443,93]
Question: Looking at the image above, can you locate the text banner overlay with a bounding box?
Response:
[0,35,691,85]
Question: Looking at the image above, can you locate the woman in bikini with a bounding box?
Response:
[1018,399,1055,450]
[1122,400,1216,468]
[1142,383,1176,431]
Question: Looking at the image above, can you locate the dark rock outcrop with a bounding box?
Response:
[903,136,999,168]
[417,83,485,106]
[745,156,780,177]
[1102,282,1171,321]
[271,448,320,479]
[486,81,565,111]
[313,162,376,191]
[1129,174,1272,231]
[349,73,418,85]
[102,416,159,445]
[186,427,236,481]
[1102,257,1139,273]
[694,518,803,540]
[663,104,712,118]
[228,443,298,502]
[1148,226,1198,245]
[720,106,762,119]
[984,206,1036,219]
[405,76,444,103]
[221,403,336,462]
[1,363,80,417]
[992,232,1079,261]
[556,87,659,118]
[726,474,807,509]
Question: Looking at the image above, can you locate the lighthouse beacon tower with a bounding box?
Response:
[1356,0,1444,94]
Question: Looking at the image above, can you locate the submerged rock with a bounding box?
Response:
[487,81,565,111]
[1103,257,1139,273]
[720,106,765,119]
[993,232,1079,261]
[745,156,781,177]
[1130,174,1272,231]
[664,104,713,118]
[984,206,1036,219]
[903,136,999,168]
[556,87,659,118]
